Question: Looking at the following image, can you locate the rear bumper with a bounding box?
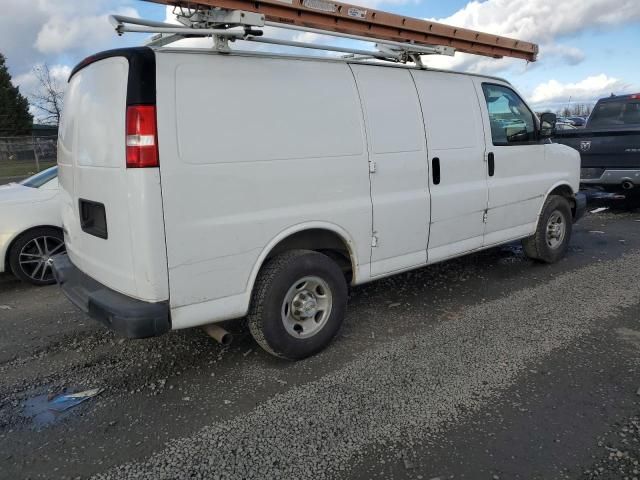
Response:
[581,169,640,186]
[574,192,587,222]
[52,254,170,338]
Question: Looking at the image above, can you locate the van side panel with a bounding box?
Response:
[58,55,169,302]
[156,53,371,321]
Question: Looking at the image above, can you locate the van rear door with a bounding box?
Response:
[57,48,169,303]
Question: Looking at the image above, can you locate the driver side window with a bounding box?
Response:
[482,84,536,145]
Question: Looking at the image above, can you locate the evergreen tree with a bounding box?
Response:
[0,53,33,136]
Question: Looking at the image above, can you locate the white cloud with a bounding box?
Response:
[35,8,138,55]
[423,0,640,72]
[528,74,634,107]
[432,0,640,44]
[0,1,139,83]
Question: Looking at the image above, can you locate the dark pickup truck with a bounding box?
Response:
[554,93,640,193]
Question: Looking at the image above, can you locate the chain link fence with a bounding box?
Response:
[0,135,57,184]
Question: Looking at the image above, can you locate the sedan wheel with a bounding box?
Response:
[9,228,66,286]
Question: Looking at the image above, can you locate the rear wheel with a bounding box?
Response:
[248,250,348,360]
[522,195,572,264]
[9,227,66,286]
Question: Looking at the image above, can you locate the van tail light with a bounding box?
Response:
[126,105,159,168]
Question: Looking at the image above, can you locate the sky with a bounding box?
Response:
[1,0,639,119]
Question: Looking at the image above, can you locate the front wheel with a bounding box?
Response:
[8,227,66,286]
[247,250,348,360]
[522,195,573,264]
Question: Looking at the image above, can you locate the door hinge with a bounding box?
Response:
[371,234,379,247]
[483,210,488,223]
[369,160,376,173]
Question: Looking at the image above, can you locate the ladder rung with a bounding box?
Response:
[145,0,538,61]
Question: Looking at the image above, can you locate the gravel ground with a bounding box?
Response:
[578,327,640,480]
[96,248,640,479]
[1,209,639,479]
[580,414,640,480]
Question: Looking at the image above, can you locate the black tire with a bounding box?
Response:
[522,195,573,264]
[247,250,348,360]
[8,227,65,286]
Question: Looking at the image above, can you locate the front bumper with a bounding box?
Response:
[574,192,587,222]
[0,232,14,274]
[52,254,170,338]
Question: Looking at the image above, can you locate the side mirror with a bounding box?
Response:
[539,112,557,138]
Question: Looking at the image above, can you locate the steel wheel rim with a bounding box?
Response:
[545,211,566,249]
[281,276,333,339]
[18,236,65,283]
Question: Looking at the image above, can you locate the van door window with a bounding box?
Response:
[482,84,536,145]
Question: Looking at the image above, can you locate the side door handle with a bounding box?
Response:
[487,152,495,177]
[432,157,441,185]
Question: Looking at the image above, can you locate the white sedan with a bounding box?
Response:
[0,167,65,285]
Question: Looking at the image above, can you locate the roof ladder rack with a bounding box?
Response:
[110,0,538,65]
[110,11,454,63]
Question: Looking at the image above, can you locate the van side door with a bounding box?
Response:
[474,81,546,245]
[411,71,488,263]
[350,65,430,277]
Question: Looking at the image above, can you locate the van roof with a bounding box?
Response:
[153,46,513,86]
[69,45,512,87]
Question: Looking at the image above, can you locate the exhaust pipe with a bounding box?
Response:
[203,324,232,346]
[622,180,634,190]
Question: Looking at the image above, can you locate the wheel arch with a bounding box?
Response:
[247,223,359,296]
[540,182,578,219]
[3,225,63,273]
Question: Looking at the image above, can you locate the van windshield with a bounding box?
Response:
[20,166,58,188]
[589,100,640,127]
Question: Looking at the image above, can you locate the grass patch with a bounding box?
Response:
[0,161,57,181]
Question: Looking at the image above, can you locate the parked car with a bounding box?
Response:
[0,166,65,285]
[567,116,587,127]
[53,47,585,360]
[555,122,577,131]
[554,93,640,192]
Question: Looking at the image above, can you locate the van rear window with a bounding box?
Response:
[73,57,129,168]
[589,100,640,127]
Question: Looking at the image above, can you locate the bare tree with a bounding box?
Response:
[555,103,594,118]
[30,64,64,126]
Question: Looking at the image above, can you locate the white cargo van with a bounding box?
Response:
[53,46,586,359]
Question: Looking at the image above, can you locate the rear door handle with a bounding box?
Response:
[488,152,495,177]
[432,157,441,185]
